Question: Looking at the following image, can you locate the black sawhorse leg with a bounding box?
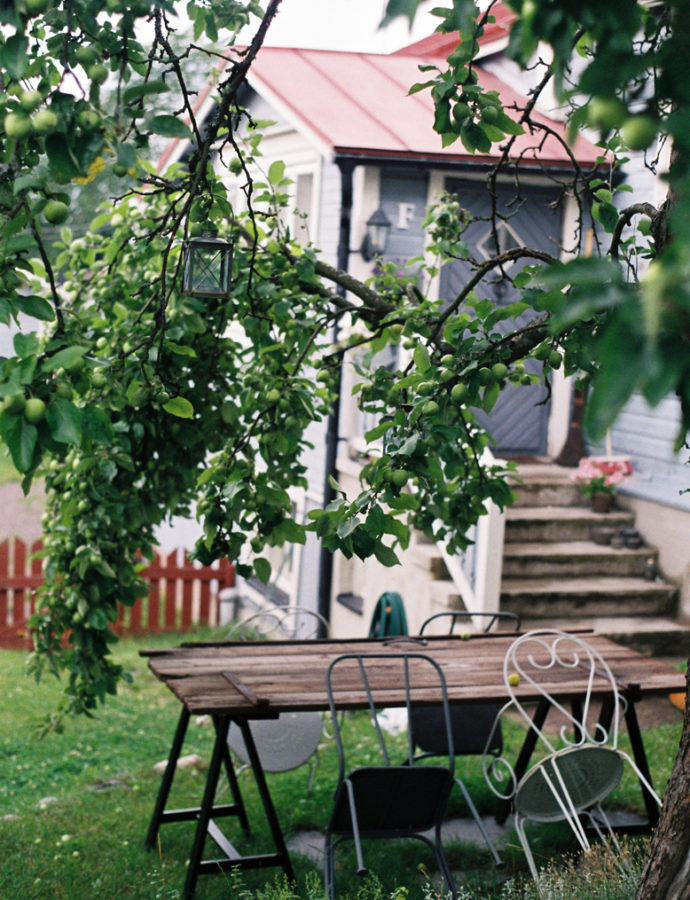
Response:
[146,707,294,899]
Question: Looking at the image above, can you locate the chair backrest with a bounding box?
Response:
[227,604,329,641]
[420,610,521,636]
[326,652,455,780]
[503,629,624,756]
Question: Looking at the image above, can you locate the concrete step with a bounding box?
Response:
[501,575,677,619]
[505,505,635,543]
[503,540,655,579]
[509,478,584,508]
[518,615,690,659]
[412,542,450,580]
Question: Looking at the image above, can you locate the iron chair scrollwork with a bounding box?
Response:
[482,629,661,888]
[226,605,329,788]
[324,652,458,900]
[407,610,522,867]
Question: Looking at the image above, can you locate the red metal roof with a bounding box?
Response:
[246,46,598,167]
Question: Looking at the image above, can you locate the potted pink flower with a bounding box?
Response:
[571,456,632,512]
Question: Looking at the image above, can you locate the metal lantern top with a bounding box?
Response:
[182,231,233,299]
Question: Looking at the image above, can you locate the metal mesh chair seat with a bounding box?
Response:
[515,746,624,823]
[227,711,324,773]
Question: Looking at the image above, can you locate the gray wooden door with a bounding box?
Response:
[440,180,562,457]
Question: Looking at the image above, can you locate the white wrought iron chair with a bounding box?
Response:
[482,629,661,887]
[324,652,458,899]
[226,605,329,790]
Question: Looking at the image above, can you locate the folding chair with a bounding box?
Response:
[324,652,458,899]
[408,611,521,867]
[482,629,661,889]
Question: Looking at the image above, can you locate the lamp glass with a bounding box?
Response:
[362,206,391,260]
[183,233,233,298]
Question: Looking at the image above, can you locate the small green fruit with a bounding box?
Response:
[548,350,562,370]
[5,392,26,413]
[25,0,48,13]
[31,109,58,134]
[508,672,520,687]
[621,115,657,151]
[391,469,409,487]
[440,354,454,366]
[112,163,129,177]
[95,336,108,350]
[451,382,469,403]
[4,112,32,140]
[417,381,434,396]
[460,631,471,641]
[491,362,509,380]
[422,400,440,416]
[44,200,70,224]
[19,90,42,112]
[55,382,73,399]
[24,398,46,423]
[78,109,102,130]
[439,368,454,383]
[91,370,107,387]
[87,63,109,85]
[74,45,99,66]
[266,389,281,404]
[478,367,494,385]
[482,105,499,124]
[587,97,627,131]
[66,356,85,374]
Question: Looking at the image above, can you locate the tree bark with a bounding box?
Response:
[634,658,690,900]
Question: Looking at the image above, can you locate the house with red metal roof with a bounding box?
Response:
[161,12,690,648]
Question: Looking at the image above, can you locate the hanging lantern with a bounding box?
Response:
[182,230,233,299]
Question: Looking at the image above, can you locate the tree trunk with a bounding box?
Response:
[634,658,690,900]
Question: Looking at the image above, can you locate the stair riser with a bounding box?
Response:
[511,483,584,508]
[600,630,690,657]
[503,555,650,579]
[505,517,633,543]
[501,592,676,620]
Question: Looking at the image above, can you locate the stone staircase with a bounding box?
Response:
[503,463,690,656]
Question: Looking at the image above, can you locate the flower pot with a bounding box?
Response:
[591,491,614,513]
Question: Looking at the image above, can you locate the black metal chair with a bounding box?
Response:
[324,652,458,899]
[408,610,522,867]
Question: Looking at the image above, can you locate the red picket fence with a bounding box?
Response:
[0,538,235,649]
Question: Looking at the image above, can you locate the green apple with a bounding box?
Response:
[112,163,129,177]
[391,469,409,487]
[548,350,562,369]
[621,115,657,151]
[5,392,26,413]
[450,382,469,403]
[266,388,281,404]
[478,366,494,385]
[491,362,509,380]
[87,63,109,85]
[44,200,70,224]
[74,45,99,66]
[422,400,439,416]
[92,370,107,387]
[587,97,627,131]
[24,398,46,423]
[31,108,58,134]
[19,90,42,113]
[78,109,102,130]
[4,112,32,140]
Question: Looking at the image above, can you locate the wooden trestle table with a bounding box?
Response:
[141,630,686,898]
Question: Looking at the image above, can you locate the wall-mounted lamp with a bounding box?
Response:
[359,206,391,261]
[182,230,234,299]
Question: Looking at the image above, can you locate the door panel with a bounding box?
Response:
[440,181,563,457]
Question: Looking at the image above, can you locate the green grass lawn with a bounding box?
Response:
[0,629,683,899]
